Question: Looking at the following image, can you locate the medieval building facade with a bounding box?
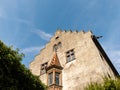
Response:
[29,30,119,90]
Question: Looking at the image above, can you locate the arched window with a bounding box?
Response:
[57,42,62,48]
[53,44,58,52]
[53,42,62,52]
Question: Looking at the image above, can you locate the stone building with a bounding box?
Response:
[29,30,119,90]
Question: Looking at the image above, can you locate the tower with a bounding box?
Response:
[46,52,63,90]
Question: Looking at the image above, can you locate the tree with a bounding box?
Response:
[85,77,120,90]
[0,40,46,90]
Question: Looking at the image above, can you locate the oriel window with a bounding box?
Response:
[48,72,53,85]
[48,72,61,86]
[55,72,60,85]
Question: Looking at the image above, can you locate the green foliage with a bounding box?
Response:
[85,83,103,90]
[0,40,46,90]
[85,77,120,90]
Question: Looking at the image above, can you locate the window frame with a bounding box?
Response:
[47,71,61,86]
[48,72,53,85]
[66,49,75,63]
[55,72,60,85]
[53,42,62,52]
[40,62,48,75]
[58,42,62,48]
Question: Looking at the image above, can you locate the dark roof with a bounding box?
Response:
[92,35,119,76]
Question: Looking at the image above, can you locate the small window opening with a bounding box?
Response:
[55,36,59,39]
[40,62,48,75]
[53,42,62,52]
[58,42,62,48]
[66,49,75,63]
[53,44,58,52]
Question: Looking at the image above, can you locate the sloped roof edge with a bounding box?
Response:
[92,35,119,76]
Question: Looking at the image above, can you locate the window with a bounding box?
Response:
[40,62,48,75]
[48,73,53,85]
[48,72,60,86]
[55,36,59,39]
[53,44,58,52]
[66,49,75,62]
[58,42,62,48]
[53,42,62,52]
[55,72,60,85]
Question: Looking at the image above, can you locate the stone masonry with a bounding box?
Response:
[29,30,119,90]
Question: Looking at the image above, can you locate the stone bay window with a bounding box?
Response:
[55,72,60,85]
[48,70,62,86]
[46,52,63,90]
[48,72,53,85]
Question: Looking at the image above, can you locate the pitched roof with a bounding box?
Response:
[47,52,62,70]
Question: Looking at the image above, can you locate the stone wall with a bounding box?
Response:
[29,30,116,90]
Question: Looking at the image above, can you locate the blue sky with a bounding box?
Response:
[0,0,120,73]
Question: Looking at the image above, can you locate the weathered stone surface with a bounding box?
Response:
[29,30,118,90]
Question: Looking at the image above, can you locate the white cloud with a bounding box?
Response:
[21,46,44,54]
[32,30,52,41]
[0,7,32,25]
[0,10,31,27]
[13,18,31,24]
